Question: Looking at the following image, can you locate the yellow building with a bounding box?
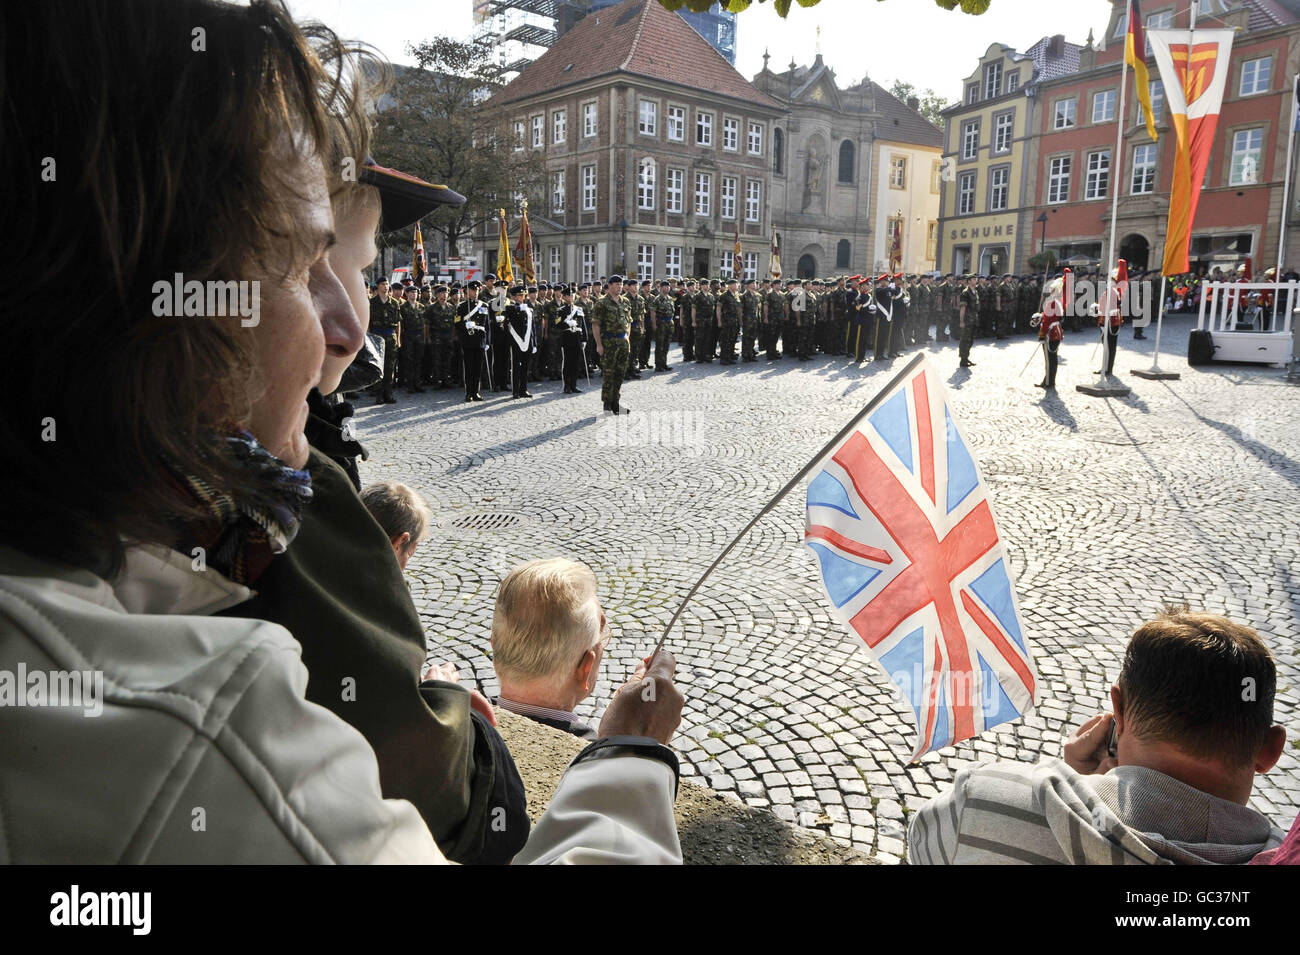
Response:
[937,36,1082,275]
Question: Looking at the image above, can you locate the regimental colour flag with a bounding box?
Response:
[804,355,1038,761]
[1148,27,1235,276]
[769,232,782,280]
[495,208,513,285]
[514,199,536,285]
[412,220,426,286]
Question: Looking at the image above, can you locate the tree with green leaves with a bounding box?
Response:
[658,0,991,16]
[371,37,545,260]
[888,80,954,129]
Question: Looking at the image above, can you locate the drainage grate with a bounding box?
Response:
[446,512,524,531]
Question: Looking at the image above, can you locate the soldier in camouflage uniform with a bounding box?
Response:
[651,279,676,371]
[626,280,646,380]
[717,277,742,364]
[740,277,761,362]
[592,275,632,414]
[958,275,979,368]
[764,280,786,360]
[996,275,1014,339]
[425,284,457,389]
[693,280,717,363]
[398,284,426,393]
[637,280,654,369]
[678,279,696,362]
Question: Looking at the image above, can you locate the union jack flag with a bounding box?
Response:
[804,356,1037,761]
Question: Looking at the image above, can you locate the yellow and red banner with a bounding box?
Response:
[412,220,426,286]
[514,200,536,285]
[1148,28,1235,276]
[770,232,783,280]
[734,228,743,279]
[495,208,513,284]
[1126,1,1159,142]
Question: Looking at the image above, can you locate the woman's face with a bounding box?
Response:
[246,151,359,468]
[321,196,380,395]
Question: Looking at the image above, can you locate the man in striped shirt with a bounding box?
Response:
[908,610,1287,864]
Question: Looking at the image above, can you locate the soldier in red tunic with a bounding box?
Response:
[1031,269,1069,390]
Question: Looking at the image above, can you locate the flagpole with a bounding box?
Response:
[650,353,928,660]
[1277,72,1299,277]
[1102,15,1131,373]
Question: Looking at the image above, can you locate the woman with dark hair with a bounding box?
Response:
[0,0,683,864]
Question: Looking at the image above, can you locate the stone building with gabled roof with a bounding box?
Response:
[479,0,783,283]
[751,55,943,277]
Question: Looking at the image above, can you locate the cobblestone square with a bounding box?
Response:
[356,318,1300,863]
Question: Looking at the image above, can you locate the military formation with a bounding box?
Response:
[365,271,1061,410]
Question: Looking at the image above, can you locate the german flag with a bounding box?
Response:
[1127,0,1159,141]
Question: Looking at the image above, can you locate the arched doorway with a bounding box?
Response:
[797,254,817,279]
[1119,233,1150,271]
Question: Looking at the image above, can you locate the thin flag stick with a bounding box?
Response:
[649,353,928,661]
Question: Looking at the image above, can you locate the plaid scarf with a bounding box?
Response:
[172,430,313,586]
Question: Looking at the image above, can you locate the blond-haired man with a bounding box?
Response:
[491,558,612,739]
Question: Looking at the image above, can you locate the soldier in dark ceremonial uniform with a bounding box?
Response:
[484,277,511,392]
[557,285,588,394]
[455,279,488,401]
[368,278,400,405]
[503,284,536,399]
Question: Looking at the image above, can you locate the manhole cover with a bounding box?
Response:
[446,512,525,531]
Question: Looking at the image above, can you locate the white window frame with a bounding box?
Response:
[984,61,1003,100]
[1092,89,1116,124]
[1145,79,1165,123]
[957,170,976,215]
[667,105,686,142]
[513,120,525,151]
[666,167,684,213]
[1048,155,1072,204]
[994,112,1014,154]
[747,122,763,156]
[581,245,596,284]
[966,83,979,105]
[1006,72,1020,94]
[696,111,713,147]
[531,114,543,148]
[1054,98,1076,130]
[581,163,597,211]
[722,116,739,151]
[1241,57,1272,97]
[637,158,656,211]
[665,245,683,278]
[549,246,561,284]
[637,244,655,281]
[695,171,712,216]
[889,155,907,189]
[582,101,598,138]
[1085,150,1110,200]
[961,120,979,161]
[720,249,734,277]
[743,251,758,280]
[1131,144,1157,195]
[989,165,1009,211]
[1230,128,1264,186]
[552,108,566,145]
[720,175,737,219]
[638,99,658,137]
[551,168,566,214]
[745,179,760,223]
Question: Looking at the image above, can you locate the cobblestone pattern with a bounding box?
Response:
[355,320,1300,863]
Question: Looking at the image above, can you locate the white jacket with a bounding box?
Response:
[0,543,680,864]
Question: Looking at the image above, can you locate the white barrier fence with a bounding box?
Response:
[1196,281,1297,367]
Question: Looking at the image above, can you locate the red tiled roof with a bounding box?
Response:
[488,0,783,110]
